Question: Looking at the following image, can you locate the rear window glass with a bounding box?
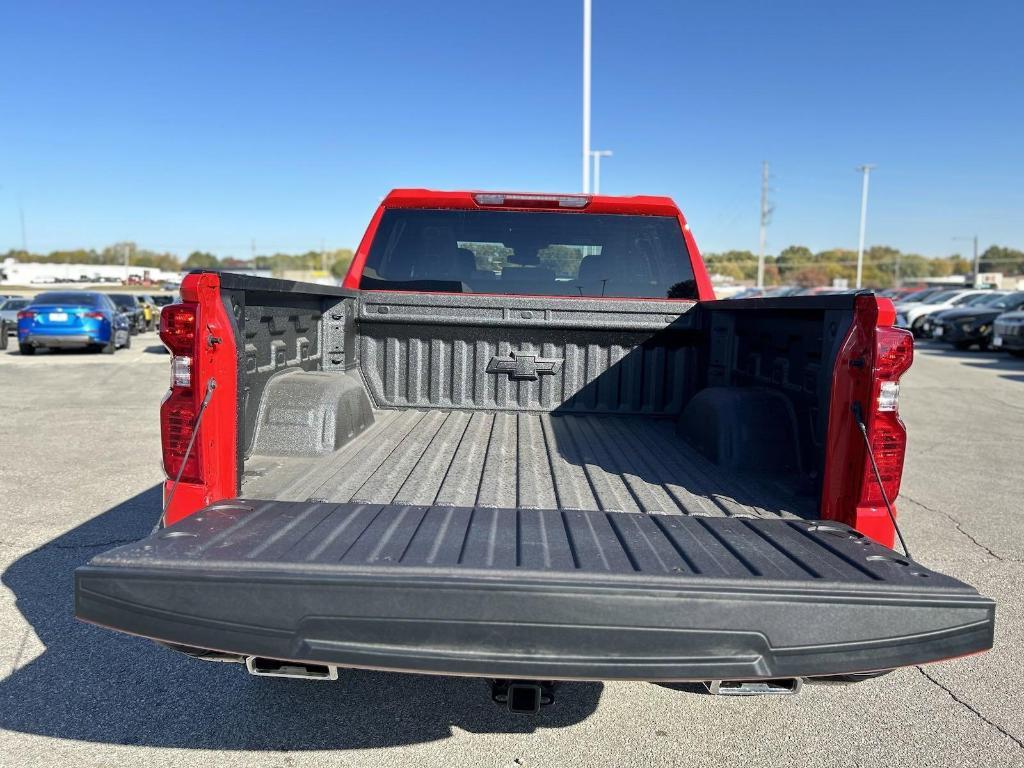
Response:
[32,292,101,306]
[106,294,137,309]
[991,292,1024,310]
[361,208,697,299]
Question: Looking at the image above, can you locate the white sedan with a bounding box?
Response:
[894,289,993,337]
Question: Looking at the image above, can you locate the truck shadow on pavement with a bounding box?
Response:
[0,486,603,749]
[917,344,1024,384]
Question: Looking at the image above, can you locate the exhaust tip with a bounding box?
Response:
[245,656,339,681]
[704,678,803,696]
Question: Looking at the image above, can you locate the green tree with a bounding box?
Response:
[329,249,355,279]
[703,250,758,281]
[979,245,1024,274]
[185,251,220,269]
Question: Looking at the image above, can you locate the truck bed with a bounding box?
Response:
[241,410,815,519]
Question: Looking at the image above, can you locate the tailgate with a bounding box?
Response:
[75,500,994,681]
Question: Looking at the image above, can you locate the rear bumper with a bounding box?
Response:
[934,324,988,343]
[74,501,995,681]
[21,333,101,348]
[994,329,1024,350]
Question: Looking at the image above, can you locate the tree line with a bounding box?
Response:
[2,244,356,280]
[5,242,1022,288]
[703,245,1024,288]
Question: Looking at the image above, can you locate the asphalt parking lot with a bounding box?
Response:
[1,338,1022,767]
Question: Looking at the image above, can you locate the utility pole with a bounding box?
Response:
[582,0,592,193]
[855,164,876,289]
[19,200,27,253]
[973,235,979,282]
[757,161,773,288]
[953,235,980,286]
[590,150,612,194]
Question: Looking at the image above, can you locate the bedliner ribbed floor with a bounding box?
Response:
[242,410,815,518]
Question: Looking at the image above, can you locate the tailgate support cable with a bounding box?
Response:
[853,402,913,559]
[157,378,217,531]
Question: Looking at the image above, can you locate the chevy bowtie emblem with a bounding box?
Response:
[486,351,562,381]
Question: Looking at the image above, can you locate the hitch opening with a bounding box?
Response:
[490,679,556,714]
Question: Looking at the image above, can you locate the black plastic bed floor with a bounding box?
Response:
[242,411,815,518]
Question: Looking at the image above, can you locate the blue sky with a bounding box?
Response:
[1,0,1021,259]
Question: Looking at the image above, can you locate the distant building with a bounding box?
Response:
[0,258,180,286]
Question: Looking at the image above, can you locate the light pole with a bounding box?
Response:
[855,164,876,289]
[590,150,612,194]
[953,235,979,286]
[582,0,591,193]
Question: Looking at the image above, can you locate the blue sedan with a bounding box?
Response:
[17,291,132,355]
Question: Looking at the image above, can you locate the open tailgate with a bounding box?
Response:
[75,500,994,681]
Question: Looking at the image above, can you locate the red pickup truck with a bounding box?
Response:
[75,190,993,710]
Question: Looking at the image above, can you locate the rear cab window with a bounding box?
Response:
[360,208,698,299]
[32,292,102,307]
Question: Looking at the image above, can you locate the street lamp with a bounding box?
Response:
[582,0,591,192]
[855,164,876,289]
[590,150,612,194]
[952,235,980,287]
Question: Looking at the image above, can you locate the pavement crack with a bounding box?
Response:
[901,494,1006,561]
[917,667,1024,750]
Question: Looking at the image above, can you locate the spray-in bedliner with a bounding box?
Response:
[241,410,815,518]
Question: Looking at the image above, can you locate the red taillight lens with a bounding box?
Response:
[860,412,906,505]
[874,327,914,379]
[83,311,105,320]
[18,310,37,320]
[860,326,913,507]
[160,301,202,483]
[160,303,198,355]
[160,389,203,483]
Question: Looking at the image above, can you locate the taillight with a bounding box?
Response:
[159,303,203,483]
[161,389,203,483]
[859,327,913,507]
[83,311,105,320]
[17,310,36,320]
[160,303,198,355]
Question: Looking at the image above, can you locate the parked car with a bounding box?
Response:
[106,293,146,334]
[895,289,991,337]
[993,308,1024,357]
[135,294,159,331]
[0,297,32,334]
[921,291,1009,338]
[74,189,993,706]
[17,291,131,354]
[934,291,1024,350]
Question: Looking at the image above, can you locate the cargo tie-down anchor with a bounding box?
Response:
[490,679,557,713]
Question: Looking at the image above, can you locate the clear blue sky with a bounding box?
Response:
[1,0,1021,259]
